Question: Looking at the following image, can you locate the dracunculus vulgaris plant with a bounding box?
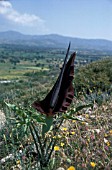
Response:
[5,43,92,169]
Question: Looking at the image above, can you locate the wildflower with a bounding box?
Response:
[77,115,85,121]
[70,131,75,135]
[54,146,60,151]
[67,166,76,170]
[61,142,65,147]
[90,134,95,140]
[53,136,56,139]
[16,160,20,164]
[104,138,108,143]
[106,141,110,146]
[90,162,96,168]
[109,130,112,135]
[104,145,109,151]
[82,163,86,168]
[104,133,108,137]
[82,122,86,125]
[85,114,89,118]
[62,127,67,131]
[72,120,76,123]
[95,129,100,134]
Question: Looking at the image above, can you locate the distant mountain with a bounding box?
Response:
[0,30,112,51]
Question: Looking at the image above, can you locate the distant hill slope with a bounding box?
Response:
[0,30,112,50]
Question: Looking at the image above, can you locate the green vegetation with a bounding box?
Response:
[0,45,112,170]
[74,59,112,104]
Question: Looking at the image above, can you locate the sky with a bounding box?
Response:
[0,0,112,40]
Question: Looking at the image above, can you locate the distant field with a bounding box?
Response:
[0,61,49,80]
[0,44,111,81]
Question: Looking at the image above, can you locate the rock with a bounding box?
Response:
[56,168,65,170]
[0,110,6,129]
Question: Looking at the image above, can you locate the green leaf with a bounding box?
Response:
[63,115,83,121]
[31,113,45,123]
[75,103,93,112]
[5,102,18,111]
[67,103,93,116]
[42,116,53,137]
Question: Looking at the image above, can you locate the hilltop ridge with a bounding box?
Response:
[0,30,112,51]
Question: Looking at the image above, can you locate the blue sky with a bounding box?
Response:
[0,0,112,40]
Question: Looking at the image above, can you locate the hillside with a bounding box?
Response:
[0,31,112,51]
[0,58,112,169]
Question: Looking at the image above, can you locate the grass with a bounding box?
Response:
[0,98,111,170]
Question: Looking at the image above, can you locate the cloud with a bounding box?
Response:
[0,1,44,26]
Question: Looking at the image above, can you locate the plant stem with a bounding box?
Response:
[45,118,64,164]
[29,125,43,166]
[31,122,43,154]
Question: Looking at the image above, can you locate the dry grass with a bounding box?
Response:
[52,100,112,170]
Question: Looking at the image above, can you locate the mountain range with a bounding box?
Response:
[0,30,112,51]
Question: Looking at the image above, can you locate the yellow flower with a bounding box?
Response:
[82,122,86,125]
[67,166,76,170]
[62,127,67,131]
[106,141,110,146]
[72,120,76,123]
[87,138,90,142]
[104,133,108,137]
[53,136,56,139]
[90,162,96,168]
[16,160,20,164]
[71,131,75,135]
[61,142,65,147]
[54,146,60,151]
[85,114,89,118]
[109,130,112,135]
